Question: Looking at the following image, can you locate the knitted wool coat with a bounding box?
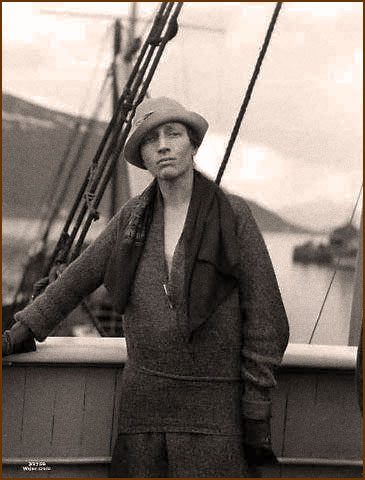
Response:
[15,186,289,435]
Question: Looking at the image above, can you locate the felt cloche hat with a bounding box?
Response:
[123,97,209,169]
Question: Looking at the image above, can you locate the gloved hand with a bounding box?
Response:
[243,418,278,467]
[245,444,278,466]
[2,321,36,356]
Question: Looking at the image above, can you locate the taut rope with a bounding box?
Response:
[215,2,283,185]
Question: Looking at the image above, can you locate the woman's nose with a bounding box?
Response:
[157,134,169,152]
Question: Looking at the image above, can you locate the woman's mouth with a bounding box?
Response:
[157,157,175,165]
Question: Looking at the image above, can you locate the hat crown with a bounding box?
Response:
[133,97,187,129]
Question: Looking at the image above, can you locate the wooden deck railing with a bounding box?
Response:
[2,339,363,478]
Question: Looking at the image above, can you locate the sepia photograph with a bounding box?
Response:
[2,2,363,478]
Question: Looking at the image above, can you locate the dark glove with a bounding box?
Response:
[2,321,36,357]
[244,444,278,467]
[243,418,278,467]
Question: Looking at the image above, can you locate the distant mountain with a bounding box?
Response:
[278,200,362,233]
[2,92,151,219]
[242,198,310,233]
[2,92,308,233]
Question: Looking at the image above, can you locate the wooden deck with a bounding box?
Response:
[2,338,363,478]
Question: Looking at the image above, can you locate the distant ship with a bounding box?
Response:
[293,223,358,270]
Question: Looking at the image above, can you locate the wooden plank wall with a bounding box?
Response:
[2,365,119,477]
[267,370,363,478]
[2,364,363,478]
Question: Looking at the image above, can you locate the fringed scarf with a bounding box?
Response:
[104,170,240,340]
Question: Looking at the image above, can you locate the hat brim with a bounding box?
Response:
[124,111,208,169]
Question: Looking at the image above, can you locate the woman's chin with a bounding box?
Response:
[157,167,179,180]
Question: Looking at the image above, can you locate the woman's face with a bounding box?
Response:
[140,122,196,181]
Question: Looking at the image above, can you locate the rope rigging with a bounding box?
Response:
[26,1,286,337]
[40,70,112,244]
[15,1,356,343]
[207,0,360,345]
[29,0,284,300]
[308,182,363,344]
[10,3,184,334]
[10,54,112,308]
[9,26,113,308]
[35,22,113,240]
[38,2,183,286]
[215,2,282,185]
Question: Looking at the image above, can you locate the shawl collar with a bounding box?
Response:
[104,170,240,339]
[104,179,158,313]
[182,171,240,339]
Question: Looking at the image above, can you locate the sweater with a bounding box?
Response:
[15,189,289,433]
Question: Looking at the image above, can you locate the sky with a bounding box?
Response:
[2,2,363,229]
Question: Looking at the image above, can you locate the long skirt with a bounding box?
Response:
[109,432,251,478]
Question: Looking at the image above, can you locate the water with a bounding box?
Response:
[263,232,356,345]
[2,219,357,345]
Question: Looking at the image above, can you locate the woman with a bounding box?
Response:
[4,97,289,477]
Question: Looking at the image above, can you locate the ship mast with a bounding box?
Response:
[110,16,129,218]
[110,3,140,217]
